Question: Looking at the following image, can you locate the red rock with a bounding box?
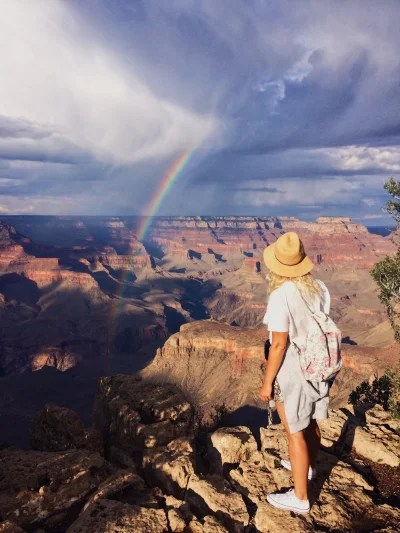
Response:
[144,216,395,270]
[142,320,399,419]
[141,320,269,414]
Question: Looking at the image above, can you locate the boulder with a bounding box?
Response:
[307,451,387,532]
[226,439,310,532]
[143,437,196,499]
[0,448,110,529]
[254,503,315,533]
[163,496,228,532]
[66,499,169,533]
[30,403,90,452]
[229,455,281,504]
[317,408,351,450]
[364,404,394,425]
[82,471,148,512]
[168,509,186,533]
[362,405,400,459]
[259,424,289,464]
[185,474,249,533]
[345,424,400,467]
[230,445,393,533]
[93,375,194,464]
[207,426,258,475]
[186,515,230,533]
[165,495,193,532]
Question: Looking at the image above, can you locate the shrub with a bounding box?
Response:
[349,363,400,419]
[371,176,400,341]
[371,252,400,342]
[385,363,400,419]
[382,176,400,224]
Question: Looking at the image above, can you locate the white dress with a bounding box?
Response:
[263,279,331,433]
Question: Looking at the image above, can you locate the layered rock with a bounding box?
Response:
[93,375,194,465]
[141,320,269,414]
[1,377,399,532]
[0,221,168,380]
[145,215,395,270]
[99,252,151,271]
[5,215,394,271]
[141,320,396,419]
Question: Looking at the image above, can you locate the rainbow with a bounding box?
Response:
[108,146,199,345]
[137,150,196,241]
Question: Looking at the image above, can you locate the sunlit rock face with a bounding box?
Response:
[141,319,398,420]
[145,215,395,270]
[141,320,269,417]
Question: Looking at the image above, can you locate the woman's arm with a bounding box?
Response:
[259,331,288,402]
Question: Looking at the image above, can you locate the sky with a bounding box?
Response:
[0,0,399,224]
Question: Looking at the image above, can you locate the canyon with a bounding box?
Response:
[0,215,398,448]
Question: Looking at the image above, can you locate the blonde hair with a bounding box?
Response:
[267,271,321,299]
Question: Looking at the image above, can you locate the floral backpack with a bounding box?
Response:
[293,288,343,382]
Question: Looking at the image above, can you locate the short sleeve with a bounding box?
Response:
[317,280,330,314]
[263,290,290,332]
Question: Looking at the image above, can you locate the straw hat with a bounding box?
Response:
[263,231,314,278]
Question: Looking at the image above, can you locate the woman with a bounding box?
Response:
[259,231,331,515]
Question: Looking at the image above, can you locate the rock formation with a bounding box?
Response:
[93,375,194,465]
[141,320,398,419]
[0,221,169,378]
[141,320,269,415]
[144,215,395,270]
[0,376,399,532]
[0,216,395,374]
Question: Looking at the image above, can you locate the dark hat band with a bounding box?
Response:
[274,252,305,267]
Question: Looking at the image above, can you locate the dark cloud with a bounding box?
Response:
[0,0,399,222]
[0,116,53,140]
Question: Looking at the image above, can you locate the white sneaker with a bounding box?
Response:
[280,459,316,480]
[267,488,310,514]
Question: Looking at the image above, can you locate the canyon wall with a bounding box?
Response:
[0,215,396,378]
[141,320,399,417]
[0,215,398,445]
[145,215,394,270]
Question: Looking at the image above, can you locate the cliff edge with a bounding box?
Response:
[0,375,399,532]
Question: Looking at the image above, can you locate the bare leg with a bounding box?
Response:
[304,419,321,469]
[276,401,309,501]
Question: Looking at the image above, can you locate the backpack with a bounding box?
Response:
[293,287,343,382]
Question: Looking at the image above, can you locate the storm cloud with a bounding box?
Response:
[0,0,399,221]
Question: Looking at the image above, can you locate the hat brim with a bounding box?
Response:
[263,242,314,278]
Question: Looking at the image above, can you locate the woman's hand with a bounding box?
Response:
[259,382,273,402]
